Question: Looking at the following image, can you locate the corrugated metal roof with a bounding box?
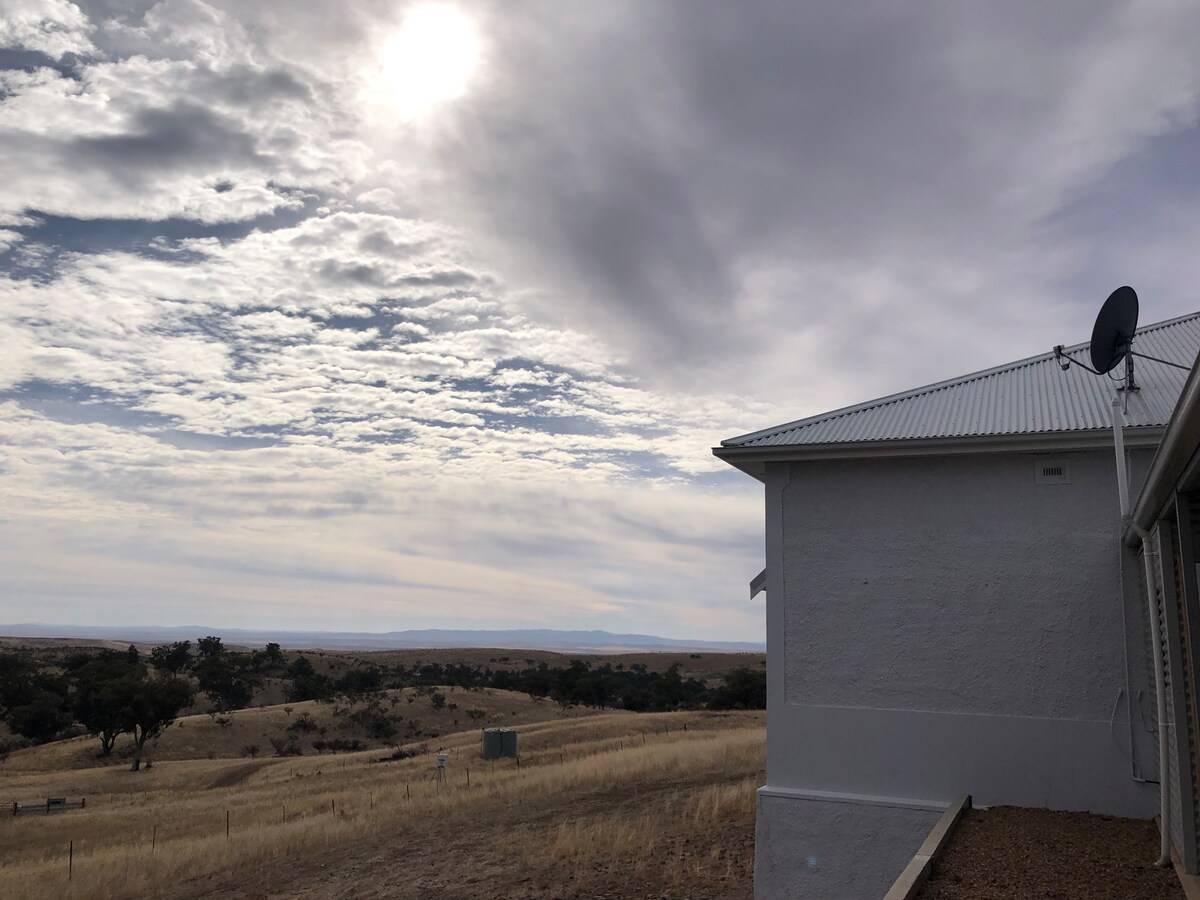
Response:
[722,312,1200,449]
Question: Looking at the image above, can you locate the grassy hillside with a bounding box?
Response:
[1,710,764,899]
[3,686,599,771]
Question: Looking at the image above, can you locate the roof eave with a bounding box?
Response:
[714,427,1165,474]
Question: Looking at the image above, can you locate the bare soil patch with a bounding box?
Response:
[916,806,1184,900]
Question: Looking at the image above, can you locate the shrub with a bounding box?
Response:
[347,703,398,741]
[287,712,318,733]
[321,738,364,753]
[430,692,446,710]
[241,743,260,758]
[269,735,303,757]
[378,743,425,762]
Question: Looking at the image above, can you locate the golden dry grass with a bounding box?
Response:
[1,710,763,899]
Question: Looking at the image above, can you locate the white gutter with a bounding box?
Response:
[1115,396,1171,868]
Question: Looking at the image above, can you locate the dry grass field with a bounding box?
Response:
[2,707,764,899]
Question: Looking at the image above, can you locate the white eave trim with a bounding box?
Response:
[714,427,1166,474]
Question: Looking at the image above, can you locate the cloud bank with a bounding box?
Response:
[1,0,1198,639]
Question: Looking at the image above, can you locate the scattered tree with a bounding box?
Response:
[72,655,143,756]
[127,675,194,755]
[197,635,225,658]
[149,641,192,674]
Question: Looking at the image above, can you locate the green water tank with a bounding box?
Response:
[482,727,519,759]
[481,728,503,760]
[500,728,518,759]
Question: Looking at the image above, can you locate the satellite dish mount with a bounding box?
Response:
[1053,285,1189,409]
[1053,286,1140,392]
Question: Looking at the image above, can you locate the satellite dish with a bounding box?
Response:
[1089,286,1139,374]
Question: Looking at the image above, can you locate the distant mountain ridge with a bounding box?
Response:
[0,624,764,654]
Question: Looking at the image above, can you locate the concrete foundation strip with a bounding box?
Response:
[882,794,971,900]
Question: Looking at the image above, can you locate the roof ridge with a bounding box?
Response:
[721,310,1200,447]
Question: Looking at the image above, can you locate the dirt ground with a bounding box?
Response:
[917,806,1184,900]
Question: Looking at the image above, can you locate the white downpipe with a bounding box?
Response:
[1113,397,1131,518]
[1115,397,1171,868]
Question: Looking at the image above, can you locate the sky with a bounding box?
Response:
[1,0,1198,641]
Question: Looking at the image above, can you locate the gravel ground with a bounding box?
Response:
[917,806,1184,900]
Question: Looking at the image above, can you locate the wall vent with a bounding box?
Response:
[1035,458,1070,485]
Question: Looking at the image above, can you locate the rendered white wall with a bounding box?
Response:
[755,448,1157,898]
[779,450,1143,719]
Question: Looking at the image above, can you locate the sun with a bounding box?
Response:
[373,4,482,121]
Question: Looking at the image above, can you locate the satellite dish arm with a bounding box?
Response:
[1129,350,1191,372]
[1053,345,1101,375]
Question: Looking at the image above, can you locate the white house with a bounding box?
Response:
[715,311,1200,898]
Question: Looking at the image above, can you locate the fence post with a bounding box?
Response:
[331,799,335,816]
[466,768,470,786]
[152,824,157,853]
[406,783,410,799]
[69,840,73,880]
[226,810,230,838]
[560,752,564,764]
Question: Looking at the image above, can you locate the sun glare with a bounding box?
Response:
[374,4,482,121]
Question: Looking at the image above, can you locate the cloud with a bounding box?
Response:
[0,0,96,59]
[0,3,365,223]
[3,0,1199,640]
[0,198,766,636]
[399,0,1200,407]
